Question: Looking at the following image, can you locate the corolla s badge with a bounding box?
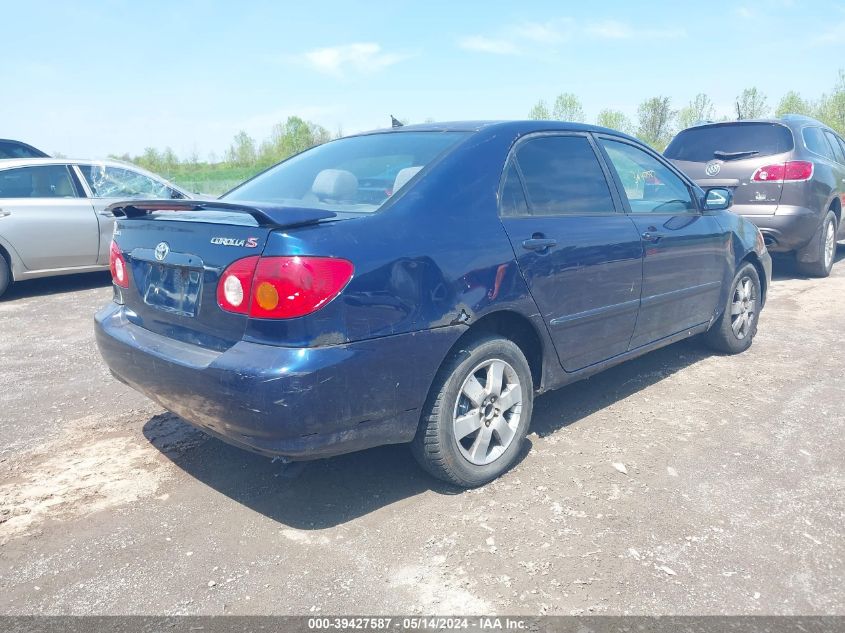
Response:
[154,242,170,261]
[705,161,722,176]
[210,237,259,248]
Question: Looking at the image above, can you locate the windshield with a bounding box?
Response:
[223,131,470,212]
[664,123,794,162]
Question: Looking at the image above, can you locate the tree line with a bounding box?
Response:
[117,69,845,177]
[528,69,845,151]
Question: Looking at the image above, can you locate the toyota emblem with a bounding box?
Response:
[154,242,170,261]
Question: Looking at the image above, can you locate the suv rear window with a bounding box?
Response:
[664,123,794,162]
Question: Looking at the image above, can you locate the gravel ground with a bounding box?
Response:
[0,253,843,616]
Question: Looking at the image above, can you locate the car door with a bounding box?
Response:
[823,131,845,238]
[596,136,730,349]
[498,133,644,372]
[75,163,186,264]
[0,164,98,270]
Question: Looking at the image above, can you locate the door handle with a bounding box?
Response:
[522,238,557,251]
[641,231,664,242]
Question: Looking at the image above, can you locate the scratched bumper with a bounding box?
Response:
[95,303,460,459]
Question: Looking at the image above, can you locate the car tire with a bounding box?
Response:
[411,335,533,488]
[0,255,10,299]
[704,262,761,355]
[796,211,837,278]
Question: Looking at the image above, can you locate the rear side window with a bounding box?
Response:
[664,123,794,162]
[803,127,834,160]
[0,165,78,199]
[513,135,614,215]
[499,162,529,216]
[823,130,845,164]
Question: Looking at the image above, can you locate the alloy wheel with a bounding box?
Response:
[730,276,757,340]
[453,359,523,466]
[824,221,836,271]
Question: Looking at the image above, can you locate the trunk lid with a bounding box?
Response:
[109,200,336,351]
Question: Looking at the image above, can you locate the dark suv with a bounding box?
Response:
[0,139,48,159]
[665,116,844,277]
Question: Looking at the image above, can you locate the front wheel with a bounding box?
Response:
[704,262,762,354]
[411,336,533,487]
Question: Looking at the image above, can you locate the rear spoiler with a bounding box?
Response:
[107,200,337,229]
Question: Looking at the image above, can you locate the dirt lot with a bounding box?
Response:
[0,253,843,616]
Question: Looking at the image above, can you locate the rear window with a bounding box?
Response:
[224,131,469,213]
[0,140,48,159]
[664,123,794,162]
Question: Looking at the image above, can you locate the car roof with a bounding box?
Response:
[679,116,839,135]
[351,120,641,143]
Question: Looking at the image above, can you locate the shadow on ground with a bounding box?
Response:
[143,336,712,529]
[2,271,112,300]
[770,243,844,281]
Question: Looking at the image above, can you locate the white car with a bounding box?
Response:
[0,158,194,297]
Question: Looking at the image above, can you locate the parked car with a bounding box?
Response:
[95,121,771,487]
[0,158,192,297]
[0,139,49,159]
[665,115,845,277]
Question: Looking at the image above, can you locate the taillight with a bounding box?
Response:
[217,255,260,314]
[751,160,814,183]
[109,241,129,288]
[217,256,354,319]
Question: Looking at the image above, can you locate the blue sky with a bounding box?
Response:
[2,0,844,159]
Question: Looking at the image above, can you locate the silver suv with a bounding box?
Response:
[665,115,844,277]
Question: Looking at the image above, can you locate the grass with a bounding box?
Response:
[158,164,264,197]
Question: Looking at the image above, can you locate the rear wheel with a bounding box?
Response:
[796,211,837,278]
[0,256,10,299]
[411,336,533,487]
[704,262,761,354]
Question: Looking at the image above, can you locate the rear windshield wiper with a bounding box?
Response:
[713,150,760,160]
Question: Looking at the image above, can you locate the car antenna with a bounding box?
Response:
[391,115,404,128]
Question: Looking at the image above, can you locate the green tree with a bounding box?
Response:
[775,91,813,118]
[528,99,551,120]
[816,69,845,135]
[636,97,676,150]
[257,116,331,167]
[225,131,257,167]
[596,109,633,134]
[677,93,715,130]
[552,93,585,122]
[735,87,768,119]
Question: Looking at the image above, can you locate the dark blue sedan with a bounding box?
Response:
[95,121,772,487]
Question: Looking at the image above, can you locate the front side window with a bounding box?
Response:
[78,164,179,199]
[512,135,614,215]
[601,139,696,214]
[0,165,78,199]
[224,131,469,212]
[803,127,834,160]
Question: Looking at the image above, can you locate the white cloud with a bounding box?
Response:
[586,19,686,40]
[735,6,755,19]
[513,20,571,43]
[300,43,407,76]
[458,35,521,55]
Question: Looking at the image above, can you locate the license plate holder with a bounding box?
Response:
[143,264,202,317]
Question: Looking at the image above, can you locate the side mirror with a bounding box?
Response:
[704,187,732,211]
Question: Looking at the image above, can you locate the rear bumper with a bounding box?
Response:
[739,205,820,252]
[95,304,461,460]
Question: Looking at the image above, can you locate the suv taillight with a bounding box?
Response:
[751,160,814,183]
[217,255,354,319]
[109,241,129,288]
